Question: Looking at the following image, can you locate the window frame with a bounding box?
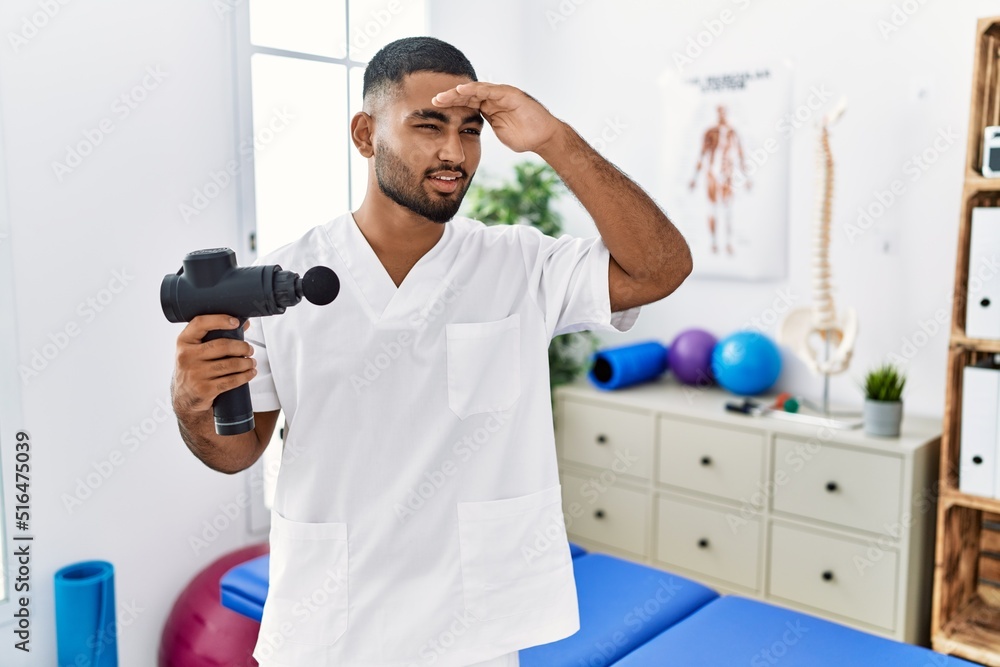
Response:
[227,1,429,534]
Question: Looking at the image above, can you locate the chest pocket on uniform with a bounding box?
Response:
[445,314,521,420]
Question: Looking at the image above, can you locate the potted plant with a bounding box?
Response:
[861,363,906,437]
[464,161,600,400]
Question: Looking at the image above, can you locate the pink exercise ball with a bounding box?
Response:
[158,543,269,667]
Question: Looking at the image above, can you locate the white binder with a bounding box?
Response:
[966,207,1000,340]
[959,365,1000,496]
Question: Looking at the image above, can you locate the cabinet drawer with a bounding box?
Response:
[656,495,760,590]
[559,399,654,480]
[658,417,765,502]
[561,470,647,557]
[768,522,898,630]
[772,437,902,534]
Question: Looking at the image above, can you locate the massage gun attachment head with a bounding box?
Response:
[160,248,340,323]
[300,266,340,306]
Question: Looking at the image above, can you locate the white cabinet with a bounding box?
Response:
[554,380,941,645]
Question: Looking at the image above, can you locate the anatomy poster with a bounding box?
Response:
[659,63,792,280]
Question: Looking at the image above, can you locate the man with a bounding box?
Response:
[689,104,750,255]
[170,37,691,667]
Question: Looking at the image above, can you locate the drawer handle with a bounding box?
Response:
[700,456,712,466]
[596,434,608,444]
[822,570,835,582]
[974,455,984,465]
[594,509,606,520]
[697,538,710,549]
[825,481,839,493]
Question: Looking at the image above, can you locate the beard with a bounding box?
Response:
[374,143,472,223]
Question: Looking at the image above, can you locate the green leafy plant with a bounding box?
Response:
[465,161,600,396]
[861,363,907,402]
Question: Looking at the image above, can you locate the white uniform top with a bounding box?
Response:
[246,212,640,667]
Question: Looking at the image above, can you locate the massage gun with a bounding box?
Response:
[161,248,339,436]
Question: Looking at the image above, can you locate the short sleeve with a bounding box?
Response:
[245,317,281,412]
[521,227,641,339]
[245,252,281,412]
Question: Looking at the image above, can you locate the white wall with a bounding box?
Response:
[0,1,263,664]
[433,0,1000,418]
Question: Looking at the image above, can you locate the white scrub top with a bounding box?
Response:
[246,212,640,667]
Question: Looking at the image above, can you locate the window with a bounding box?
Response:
[230,0,428,515]
[238,0,429,256]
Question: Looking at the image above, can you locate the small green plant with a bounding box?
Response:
[861,363,907,402]
[465,161,600,397]
[464,162,564,236]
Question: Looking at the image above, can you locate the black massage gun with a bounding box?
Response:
[161,248,339,436]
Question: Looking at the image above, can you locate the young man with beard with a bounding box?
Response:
[170,37,691,667]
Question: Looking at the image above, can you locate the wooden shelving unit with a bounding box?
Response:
[932,15,1000,666]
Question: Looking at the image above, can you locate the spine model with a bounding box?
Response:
[779,98,857,377]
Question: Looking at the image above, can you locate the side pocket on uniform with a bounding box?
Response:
[456,484,575,620]
[259,510,350,651]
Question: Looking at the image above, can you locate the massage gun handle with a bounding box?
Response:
[202,319,255,436]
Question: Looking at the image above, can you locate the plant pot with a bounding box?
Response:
[864,399,903,437]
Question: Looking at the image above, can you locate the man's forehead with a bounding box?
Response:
[396,72,470,104]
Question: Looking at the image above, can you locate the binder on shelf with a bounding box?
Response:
[966,207,1000,340]
[959,362,1000,497]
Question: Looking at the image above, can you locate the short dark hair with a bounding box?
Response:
[363,37,477,110]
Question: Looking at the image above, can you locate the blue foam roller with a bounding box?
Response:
[54,560,118,667]
[588,341,669,390]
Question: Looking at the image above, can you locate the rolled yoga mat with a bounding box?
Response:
[54,560,118,667]
[588,341,669,390]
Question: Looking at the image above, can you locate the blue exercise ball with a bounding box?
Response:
[711,331,782,396]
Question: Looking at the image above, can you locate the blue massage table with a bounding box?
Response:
[220,543,974,666]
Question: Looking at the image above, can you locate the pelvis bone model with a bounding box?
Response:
[779,98,858,376]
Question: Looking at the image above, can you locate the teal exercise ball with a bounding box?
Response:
[711,331,782,396]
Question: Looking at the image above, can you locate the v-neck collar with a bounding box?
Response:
[324,213,455,326]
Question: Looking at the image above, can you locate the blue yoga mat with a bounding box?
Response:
[588,341,669,390]
[54,560,118,667]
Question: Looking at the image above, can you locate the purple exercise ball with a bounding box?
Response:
[668,328,718,385]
